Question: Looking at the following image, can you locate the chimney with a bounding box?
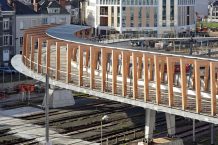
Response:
[33,0,39,5]
[33,0,39,12]
[7,0,13,6]
[34,3,39,12]
[58,0,66,8]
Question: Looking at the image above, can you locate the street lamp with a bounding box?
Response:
[101,115,109,145]
[45,74,51,145]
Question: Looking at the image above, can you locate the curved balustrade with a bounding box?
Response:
[14,24,218,123]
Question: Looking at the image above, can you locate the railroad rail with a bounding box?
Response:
[11,24,218,124]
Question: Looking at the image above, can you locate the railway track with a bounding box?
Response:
[0,93,216,145]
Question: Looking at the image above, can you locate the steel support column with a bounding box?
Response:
[66,44,72,83]
[90,47,95,89]
[30,36,36,70]
[154,55,161,104]
[101,48,107,92]
[195,61,201,113]
[46,40,52,75]
[132,52,138,99]
[112,50,118,94]
[122,51,127,96]
[37,38,43,74]
[143,54,149,101]
[210,62,216,116]
[180,58,187,110]
[56,42,61,80]
[167,57,174,107]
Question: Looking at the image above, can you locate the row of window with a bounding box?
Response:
[19,17,67,30]
[97,0,158,5]
[97,0,120,5]
[122,7,158,27]
[123,0,158,5]
[96,0,195,6]
[178,0,195,5]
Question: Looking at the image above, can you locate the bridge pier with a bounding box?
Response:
[211,124,215,145]
[145,109,156,143]
[193,119,196,144]
[43,87,75,108]
[165,113,176,137]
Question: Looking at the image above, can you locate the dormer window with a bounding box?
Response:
[47,8,60,14]
[47,1,61,14]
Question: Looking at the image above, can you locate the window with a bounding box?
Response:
[60,18,66,24]
[117,17,120,27]
[3,50,10,62]
[112,17,114,26]
[20,21,24,30]
[20,37,23,46]
[47,8,60,14]
[100,7,108,15]
[3,18,10,30]
[51,18,56,23]
[32,19,37,27]
[3,35,11,46]
[42,18,48,24]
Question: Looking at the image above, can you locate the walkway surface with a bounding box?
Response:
[12,24,218,125]
[11,55,218,124]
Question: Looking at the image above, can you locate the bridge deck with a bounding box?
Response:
[12,24,218,124]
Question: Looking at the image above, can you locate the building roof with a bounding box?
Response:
[0,0,13,11]
[212,1,218,6]
[38,0,69,14]
[69,0,79,9]
[47,1,60,8]
[13,0,38,15]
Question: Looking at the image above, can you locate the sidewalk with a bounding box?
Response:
[0,107,100,145]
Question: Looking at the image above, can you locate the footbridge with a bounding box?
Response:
[11,24,218,142]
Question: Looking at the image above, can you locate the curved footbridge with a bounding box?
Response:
[12,24,218,142]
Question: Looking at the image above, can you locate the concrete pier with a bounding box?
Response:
[43,89,75,108]
[145,109,156,142]
[165,113,176,137]
[211,124,215,145]
[193,119,196,144]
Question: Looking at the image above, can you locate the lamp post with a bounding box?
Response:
[101,115,109,145]
[45,74,51,145]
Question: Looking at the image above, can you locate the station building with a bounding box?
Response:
[84,0,196,36]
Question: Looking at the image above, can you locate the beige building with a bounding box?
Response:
[85,0,196,36]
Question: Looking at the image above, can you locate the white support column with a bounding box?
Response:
[165,113,176,137]
[211,124,215,145]
[193,119,196,143]
[145,109,156,142]
[42,88,75,108]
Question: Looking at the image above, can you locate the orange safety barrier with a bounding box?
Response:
[18,84,35,93]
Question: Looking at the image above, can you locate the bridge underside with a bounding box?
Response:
[12,24,218,124]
